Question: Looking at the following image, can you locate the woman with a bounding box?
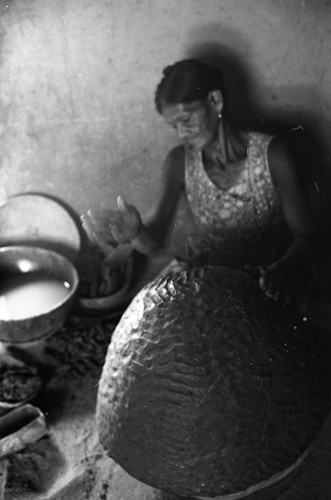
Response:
[86,59,318,306]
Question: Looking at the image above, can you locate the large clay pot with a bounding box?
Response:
[96,266,329,499]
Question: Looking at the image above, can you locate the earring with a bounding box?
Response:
[218,112,222,119]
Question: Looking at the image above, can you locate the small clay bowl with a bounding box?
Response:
[78,259,133,312]
[0,365,43,416]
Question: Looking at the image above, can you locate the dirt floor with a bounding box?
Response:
[1,255,331,500]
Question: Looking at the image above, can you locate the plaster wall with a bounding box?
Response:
[0,0,330,247]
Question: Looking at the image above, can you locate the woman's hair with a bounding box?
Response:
[155,59,225,114]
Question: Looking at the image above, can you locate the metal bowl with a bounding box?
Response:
[0,245,79,343]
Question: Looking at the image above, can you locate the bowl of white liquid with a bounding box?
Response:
[0,246,79,343]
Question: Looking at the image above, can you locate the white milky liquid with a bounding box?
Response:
[0,274,71,320]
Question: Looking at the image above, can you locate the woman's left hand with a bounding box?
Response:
[245,264,291,304]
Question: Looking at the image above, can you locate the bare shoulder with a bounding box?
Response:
[267,136,296,188]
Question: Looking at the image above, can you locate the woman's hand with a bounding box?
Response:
[108,196,142,243]
[245,264,290,304]
[81,196,142,247]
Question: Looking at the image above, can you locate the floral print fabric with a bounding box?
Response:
[184,132,291,268]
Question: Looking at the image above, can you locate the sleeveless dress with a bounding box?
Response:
[184,132,292,269]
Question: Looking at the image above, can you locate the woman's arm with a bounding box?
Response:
[258,136,319,301]
[139,145,185,251]
[268,136,319,272]
[90,145,185,257]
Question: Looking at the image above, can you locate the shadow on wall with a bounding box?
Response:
[186,35,331,242]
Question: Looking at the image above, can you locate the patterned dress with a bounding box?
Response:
[184,132,292,269]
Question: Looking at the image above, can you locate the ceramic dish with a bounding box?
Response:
[78,259,133,312]
[0,365,43,416]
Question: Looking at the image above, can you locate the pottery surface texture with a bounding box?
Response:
[96,266,329,498]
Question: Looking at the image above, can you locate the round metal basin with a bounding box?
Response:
[0,245,79,343]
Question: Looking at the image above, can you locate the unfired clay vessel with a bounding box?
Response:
[97,266,329,499]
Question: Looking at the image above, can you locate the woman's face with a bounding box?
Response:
[161,99,219,151]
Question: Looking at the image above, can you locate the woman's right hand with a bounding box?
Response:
[82,196,142,248]
[108,196,142,243]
